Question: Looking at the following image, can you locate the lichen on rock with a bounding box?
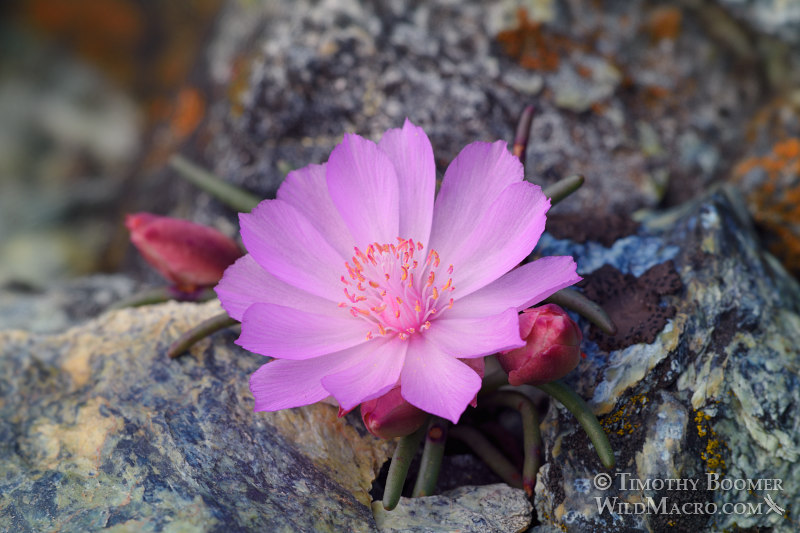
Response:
[0,300,393,532]
[533,187,800,532]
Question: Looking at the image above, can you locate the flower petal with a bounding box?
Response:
[237,302,366,359]
[250,349,361,411]
[327,133,400,247]
[378,119,435,244]
[445,256,581,319]
[400,337,482,423]
[239,199,344,301]
[276,163,355,258]
[429,141,523,262]
[423,309,523,358]
[215,254,334,321]
[446,181,549,299]
[321,338,408,411]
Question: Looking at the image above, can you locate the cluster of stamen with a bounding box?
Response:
[339,238,455,341]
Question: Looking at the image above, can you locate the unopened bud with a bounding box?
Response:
[361,387,428,439]
[497,304,583,386]
[126,212,243,291]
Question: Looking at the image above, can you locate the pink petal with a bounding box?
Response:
[446,181,549,299]
[250,349,361,411]
[321,338,408,411]
[215,254,334,321]
[429,141,523,262]
[445,256,582,319]
[276,163,356,258]
[423,309,523,358]
[327,133,400,247]
[400,337,482,423]
[378,119,435,244]
[239,199,345,302]
[237,302,366,359]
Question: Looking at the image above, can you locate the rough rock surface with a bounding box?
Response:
[0,300,394,532]
[143,0,772,229]
[372,484,532,533]
[532,187,800,532]
[0,274,139,333]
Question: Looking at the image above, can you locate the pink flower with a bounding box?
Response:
[215,119,581,423]
[496,304,583,386]
[126,213,243,291]
[361,387,428,439]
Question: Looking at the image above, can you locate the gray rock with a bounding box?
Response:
[153,0,769,227]
[716,0,800,44]
[532,186,800,532]
[0,274,138,333]
[0,300,393,532]
[372,484,532,533]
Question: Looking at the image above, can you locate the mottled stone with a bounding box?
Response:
[532,187,800,532]
[372,484,532,533]
[0,300,393,532]
[717,0,800,44]
[140,0,771,230]
[0,274,138,333]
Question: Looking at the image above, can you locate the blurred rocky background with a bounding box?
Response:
[2,0,800,531]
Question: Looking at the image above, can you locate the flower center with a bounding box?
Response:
[339,238,455,340]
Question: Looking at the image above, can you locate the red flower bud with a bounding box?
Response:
[497,304,583,386]
[361,387,428,439]
[126,213,243,291]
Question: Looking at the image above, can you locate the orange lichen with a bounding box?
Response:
[496,9,562,71]
[734,138,800,274]
[169,86,206,140]
[17,0,222,116]
[645,6,683,42]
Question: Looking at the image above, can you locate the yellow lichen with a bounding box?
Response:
[694,409,728,475]
[601,394,648,436]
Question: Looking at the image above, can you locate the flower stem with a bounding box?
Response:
[411,417,449,497]
[382,422,427,511]
[167,312,239,358]
[535,381,615,469]
[545,287,617,335]
[482,391,542,496]
[543,174,584,206]
[449,425,523,489]
[512,105,535,166]
[169,155,261,213]
[109,287,216,310]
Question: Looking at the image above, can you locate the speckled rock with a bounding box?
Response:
[0,274,139,333]
[717,0,800,44]
[372,484,532,533]
[135,0,774,229]
[0,300,393,532]
[531,186,800,532]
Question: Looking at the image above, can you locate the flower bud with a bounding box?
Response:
[361,387,428,439]
[497,304,583,386]
[126,212,243,291]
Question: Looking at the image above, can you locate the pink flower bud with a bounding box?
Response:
[361,387,428,439]
[126,212,243,291]
[497,304,583,386]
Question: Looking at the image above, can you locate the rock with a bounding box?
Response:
[0,274,139,334]
[532,186,800,532]
[372,484,532,533]
[0,300,393,532]
[0,26,140,286]
[716,0,800,44]
[135,0,771,229]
